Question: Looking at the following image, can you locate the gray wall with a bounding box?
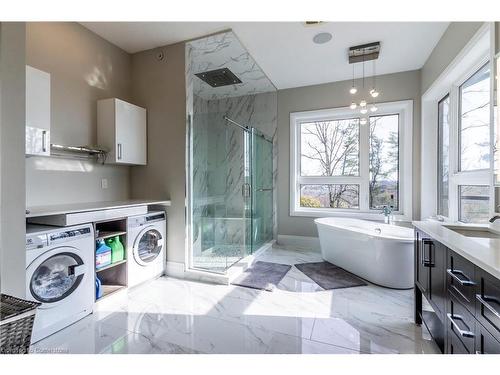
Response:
[130,42,187,264]
[0,23,27,297]
[421,22,484,94]
[277,70,422,238]
[25,22,132,207]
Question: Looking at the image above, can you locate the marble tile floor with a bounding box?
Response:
[31,245,440,354]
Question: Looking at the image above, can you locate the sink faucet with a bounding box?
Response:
[489,215,500,223]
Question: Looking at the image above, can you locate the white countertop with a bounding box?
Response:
[413,220,500,279]
[26,199,171,218]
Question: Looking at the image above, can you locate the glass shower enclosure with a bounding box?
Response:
[189,115,274,273]
[186,31,277,274]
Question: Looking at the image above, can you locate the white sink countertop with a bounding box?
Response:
[412,220,500,279]
[26,199,171,218]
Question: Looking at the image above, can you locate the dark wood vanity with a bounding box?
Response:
[414,228,500,354]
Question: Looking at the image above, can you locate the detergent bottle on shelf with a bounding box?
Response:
[95,275,103,299]
[95,239,112,269]
[106,236,125,263]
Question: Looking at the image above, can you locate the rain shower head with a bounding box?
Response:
[195,68,242,87]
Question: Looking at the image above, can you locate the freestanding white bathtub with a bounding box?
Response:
[314,217,414,289]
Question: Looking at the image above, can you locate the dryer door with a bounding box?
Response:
[133,227,164,266]
[27,247,86,308]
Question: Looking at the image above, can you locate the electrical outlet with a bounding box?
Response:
[101,178,108,189]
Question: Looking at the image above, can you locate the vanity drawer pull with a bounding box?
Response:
[476,295,500,320]
[446,313,475,338]
[447,269,475,286]
[422,239,434,267]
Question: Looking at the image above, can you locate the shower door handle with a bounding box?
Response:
[242,183,251,198]
[256,188,273,192]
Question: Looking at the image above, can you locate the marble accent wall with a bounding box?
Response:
[186,31,277,269]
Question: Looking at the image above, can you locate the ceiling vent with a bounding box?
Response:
[195,68,242,88]
[348,42,381,64]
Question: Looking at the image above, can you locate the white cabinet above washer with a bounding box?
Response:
[26,65,51,156]
[97,98,147,165]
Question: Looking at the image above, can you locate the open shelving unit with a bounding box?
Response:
[96,259,127,273]
[101,284,126,299]
[96,230,127,241]
[94,217,128,302]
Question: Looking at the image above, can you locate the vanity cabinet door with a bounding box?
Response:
[475,322,500,354]
[429,240,446,321]
[447,250,476,313]
[446,292,476,353]
[475,268,500,339]
[415,230,429,293]
[447,330,470,354]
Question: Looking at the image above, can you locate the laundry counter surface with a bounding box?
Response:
[26,199,171,226]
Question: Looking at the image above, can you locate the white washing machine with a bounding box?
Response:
[26,223,94,343]
[127,211,166,287]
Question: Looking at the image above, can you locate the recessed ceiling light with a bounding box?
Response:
[313,32,332,45]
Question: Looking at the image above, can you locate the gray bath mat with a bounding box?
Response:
[231,261,292,291]
[295,261,367,290]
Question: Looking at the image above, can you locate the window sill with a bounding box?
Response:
[290,208,411,222]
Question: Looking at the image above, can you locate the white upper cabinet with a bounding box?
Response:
[97,98,147,165]
[26,65,51,156]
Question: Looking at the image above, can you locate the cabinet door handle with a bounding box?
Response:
[42,130,47,152]
[446,313,475,338]
[117,143,122,160]
[476,294,500,319]
[422,239,434,267]
[446,269,475,286]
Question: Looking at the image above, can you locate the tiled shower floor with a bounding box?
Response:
[31,245,440,354]
[192,245,248,273]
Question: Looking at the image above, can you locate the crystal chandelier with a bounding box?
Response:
[348,42,381,125]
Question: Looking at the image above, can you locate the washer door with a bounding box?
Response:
[133,227,164,266]
[27,247,86,307]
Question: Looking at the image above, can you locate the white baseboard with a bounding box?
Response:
[165,261,186,279]
[277,235,320,251]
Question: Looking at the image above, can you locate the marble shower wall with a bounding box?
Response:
[207,92,277,217]
[186,31,277,259]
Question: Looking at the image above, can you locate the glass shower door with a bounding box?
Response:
[251,129,274,252]
[190,112,250,273]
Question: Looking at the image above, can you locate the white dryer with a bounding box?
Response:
[127,211,166,287]
[26,223,94,343]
